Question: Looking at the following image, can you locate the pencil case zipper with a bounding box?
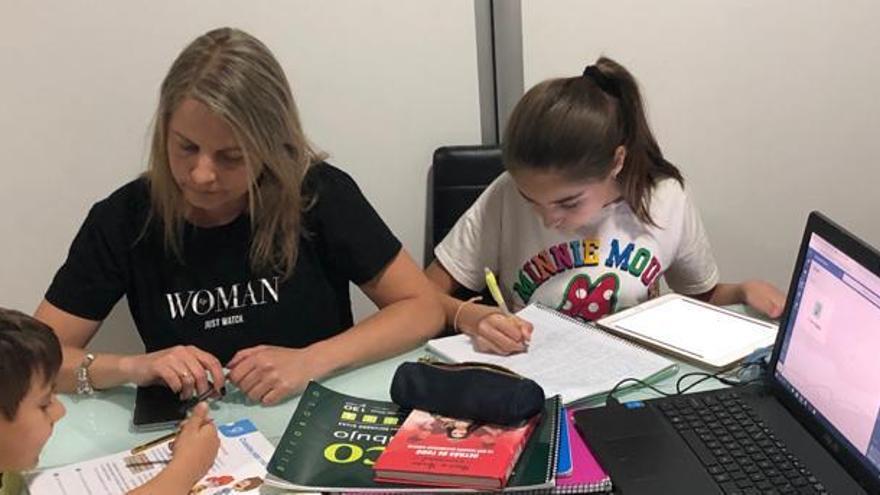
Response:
[417,357,524,379]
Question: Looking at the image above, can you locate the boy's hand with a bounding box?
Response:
[168,402,219,486]
[128,402,218,494]
[463,304,533,355]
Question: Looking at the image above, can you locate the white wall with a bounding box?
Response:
[0,0,481,352]
[522,0,880,292]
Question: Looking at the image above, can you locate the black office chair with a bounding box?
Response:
[424,145,505,267]
[424,145,505,312]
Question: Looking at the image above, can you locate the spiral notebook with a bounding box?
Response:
[427,304,677,407]
[553,408,612,494]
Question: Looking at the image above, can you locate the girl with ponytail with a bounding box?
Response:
[426,57,784,355]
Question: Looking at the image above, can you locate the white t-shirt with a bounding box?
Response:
[435,172,719,322]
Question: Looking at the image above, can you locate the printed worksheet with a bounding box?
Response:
[27,419,273,495]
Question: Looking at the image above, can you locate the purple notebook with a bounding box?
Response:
[554,409,612,493]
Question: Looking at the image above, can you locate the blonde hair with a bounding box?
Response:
[146,27,323,278]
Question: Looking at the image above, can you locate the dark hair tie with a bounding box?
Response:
[583,65,621,98]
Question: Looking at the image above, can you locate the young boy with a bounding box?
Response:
[0,307,219,495]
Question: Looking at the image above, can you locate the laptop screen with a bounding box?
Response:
[775,231,880,477]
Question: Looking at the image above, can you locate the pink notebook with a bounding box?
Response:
[555,410,612,494]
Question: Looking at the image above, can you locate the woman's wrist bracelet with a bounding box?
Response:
[75,352,96,395]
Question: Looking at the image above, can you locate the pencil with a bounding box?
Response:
[130,430,177,455]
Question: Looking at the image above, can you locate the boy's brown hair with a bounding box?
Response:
[0,308,62,420]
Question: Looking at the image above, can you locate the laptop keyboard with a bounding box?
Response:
[658,391,829,495]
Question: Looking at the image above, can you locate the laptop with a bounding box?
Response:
[574,212,880,494]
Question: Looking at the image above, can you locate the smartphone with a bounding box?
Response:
[132,385,187,431]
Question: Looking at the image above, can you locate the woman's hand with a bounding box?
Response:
[740,280,786,319]
[461,303,533,355]
[119,345,225,400]
[226,345,321,405]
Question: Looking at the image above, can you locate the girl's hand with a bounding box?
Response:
[741,280,786,319]
[120,345,225,400]
[226,345,320,405]
[167,402,219,487]
[463,304,533,355]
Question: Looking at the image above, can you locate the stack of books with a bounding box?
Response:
[264,381,612,493]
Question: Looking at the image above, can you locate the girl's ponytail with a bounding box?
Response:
[594,57,683,225]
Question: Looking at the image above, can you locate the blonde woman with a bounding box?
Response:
[35,28,444,405]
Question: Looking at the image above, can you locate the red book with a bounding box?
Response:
[373,409,538,490]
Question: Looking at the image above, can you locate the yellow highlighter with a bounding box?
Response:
[484,267,512,315]
[484,267,530,349]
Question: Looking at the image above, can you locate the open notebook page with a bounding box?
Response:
[427,304,675,404]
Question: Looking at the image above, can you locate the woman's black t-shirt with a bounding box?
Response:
[45,163,402,364]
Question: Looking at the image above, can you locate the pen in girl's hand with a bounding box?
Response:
[484,267,531,349]
[484,267,511,315]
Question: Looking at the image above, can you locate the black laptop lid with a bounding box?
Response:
[767,212,880,492]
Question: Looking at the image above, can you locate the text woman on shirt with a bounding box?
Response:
[35,28,444,405]
[426,57,784,355]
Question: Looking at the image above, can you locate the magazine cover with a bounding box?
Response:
[373,409,537,489]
